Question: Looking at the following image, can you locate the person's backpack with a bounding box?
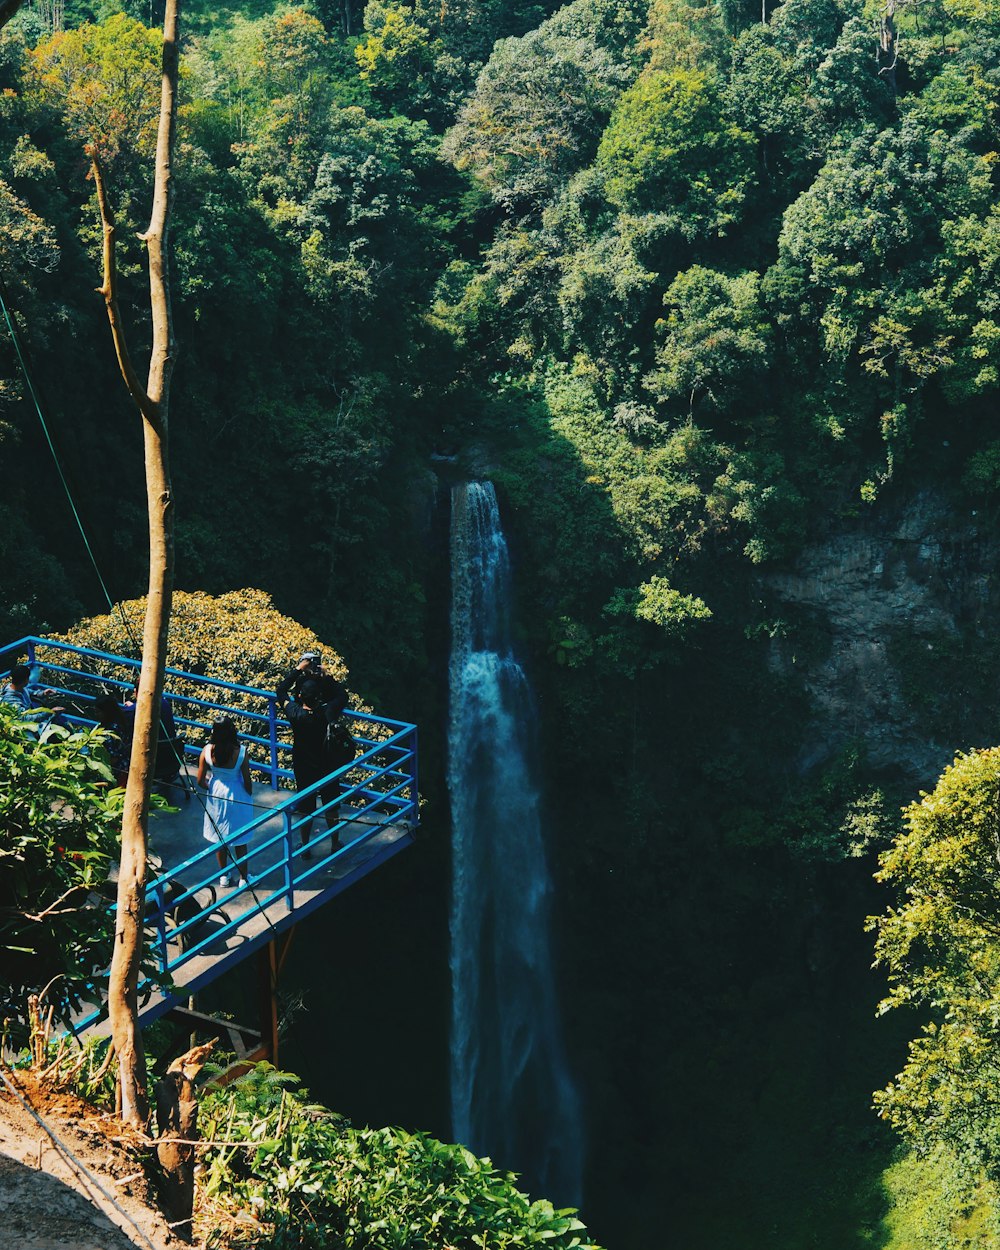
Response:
[318,675,347,717]
[323,702,358,769]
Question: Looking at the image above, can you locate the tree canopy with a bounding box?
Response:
[4,0,1000,1240]
[871,749,1000,1180]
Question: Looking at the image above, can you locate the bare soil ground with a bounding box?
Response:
[0,1069,179,1250]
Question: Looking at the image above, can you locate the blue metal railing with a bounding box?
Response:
[2,635,419,1027]
[132,725,417,981]
[2,634,417,788]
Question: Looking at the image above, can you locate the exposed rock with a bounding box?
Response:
[764,491,997,782]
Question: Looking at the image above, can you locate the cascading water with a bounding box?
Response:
[448,480,583,1206]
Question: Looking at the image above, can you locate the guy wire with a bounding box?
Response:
[0,275,287,965]
[0,1067,161,1250]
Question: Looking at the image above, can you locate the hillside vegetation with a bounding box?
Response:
[3,0,1000,1242]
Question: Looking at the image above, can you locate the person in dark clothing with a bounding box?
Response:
[123,685,184,793]
[276,664,348,857]
[92,692,133,787]
[123,685,178,740]
[278,651,347,715]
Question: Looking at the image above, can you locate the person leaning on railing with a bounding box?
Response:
[276,653,348,858]
[123,684,185,795]
[92,692,133,787]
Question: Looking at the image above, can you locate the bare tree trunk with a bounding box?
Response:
[879,0,899,94]
[154,1040,214,1242]
[102,0,180,1130]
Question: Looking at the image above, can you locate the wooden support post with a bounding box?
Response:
[257,939,279,1068]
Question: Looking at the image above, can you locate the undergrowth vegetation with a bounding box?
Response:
[196,1065,599,1249]
[0,704,127,1038]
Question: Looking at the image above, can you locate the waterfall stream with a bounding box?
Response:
[447,480,583,1205]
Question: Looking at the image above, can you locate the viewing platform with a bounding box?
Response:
[2,636,419,1047]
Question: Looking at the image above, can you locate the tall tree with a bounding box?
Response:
[93,0,179,1128]
[871,748,1000,1175]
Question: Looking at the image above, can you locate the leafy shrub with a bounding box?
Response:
[962,441,1000,496]
[52,591,399,803]
[50,590,362,760]
[880,1144,1000,1249]
[199,1065,602,1250]
[871,749,1000,1177]
[0,704,125,1036]
[57,589,349,696]
[596,67,755,236]
[708,449,806,562]
[644,266,771,417]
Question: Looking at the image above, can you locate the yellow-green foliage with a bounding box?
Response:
[596,66,754,234]
[50,589,355,728]
[870,749,1000,1174]
[355,1,434,90]
[880,1146,1000,1249]
[30,14,163,163]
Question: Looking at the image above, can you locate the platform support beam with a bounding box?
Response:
[257,938,280,1070]
[161,928,295,1087]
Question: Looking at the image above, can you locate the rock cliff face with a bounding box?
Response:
[764,491,997,783]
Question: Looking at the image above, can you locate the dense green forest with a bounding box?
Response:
[3,0,1000,1240]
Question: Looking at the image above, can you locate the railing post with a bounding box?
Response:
[152,879,168,974]
[268,697,279,789]
[410,726,419,827]
[283,807,295,911]
[26,638,36,665]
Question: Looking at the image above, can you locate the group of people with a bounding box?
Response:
[1,666,179,792]
[2,650,355,893]
[198,650,354,889]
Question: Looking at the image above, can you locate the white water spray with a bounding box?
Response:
[448,480,583,1205]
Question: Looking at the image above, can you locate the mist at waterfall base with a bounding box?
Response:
[448,480,584,1208]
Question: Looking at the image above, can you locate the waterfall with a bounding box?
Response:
[448,480,583,1205]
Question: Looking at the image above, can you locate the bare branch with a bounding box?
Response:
[0,886,89,922]
[90,153,162,433]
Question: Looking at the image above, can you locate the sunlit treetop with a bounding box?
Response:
[29,15,161,165]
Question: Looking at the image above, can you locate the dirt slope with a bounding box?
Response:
[0,1070,178,1250]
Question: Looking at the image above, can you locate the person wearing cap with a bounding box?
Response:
[277,651,346,712]
[276,657,347,856]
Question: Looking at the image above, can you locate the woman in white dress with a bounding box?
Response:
[197,718,253,887]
